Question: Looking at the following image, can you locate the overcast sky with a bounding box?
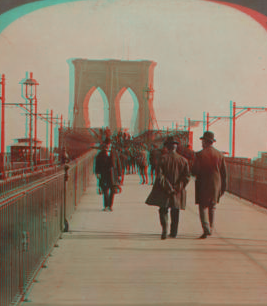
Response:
[1,0,267,157]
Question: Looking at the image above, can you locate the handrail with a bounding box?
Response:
[0,148,96,306]
[225,158,267,208]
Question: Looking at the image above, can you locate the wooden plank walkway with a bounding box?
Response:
[21,174,267,306]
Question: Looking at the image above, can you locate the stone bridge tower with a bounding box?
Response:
[71,59,157,134]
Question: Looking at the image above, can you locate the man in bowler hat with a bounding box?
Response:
[192,131,227,238]
[146,136,190,239]
[95,137,122,211]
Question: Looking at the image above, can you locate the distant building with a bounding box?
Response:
[9,138,47,168]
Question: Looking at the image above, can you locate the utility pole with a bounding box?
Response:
[0,74,5,154]
[230,101,267,157]
[206,112,230,132]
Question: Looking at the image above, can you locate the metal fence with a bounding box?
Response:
[0,165,60,200]
[226,158,267,208]
[0,149,96,306]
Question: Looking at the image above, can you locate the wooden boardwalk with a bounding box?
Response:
[21,174,267,306]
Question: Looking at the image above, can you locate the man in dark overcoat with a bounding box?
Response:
[146,136,190,239]
[191,131,227,238]
[95,137,122,212]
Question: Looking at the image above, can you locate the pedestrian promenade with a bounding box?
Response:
[22,174,267,306]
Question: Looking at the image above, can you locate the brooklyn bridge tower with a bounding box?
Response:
[71,59,157,135]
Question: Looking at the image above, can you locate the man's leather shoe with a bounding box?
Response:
[199,233,208,239]
[168,234,177,238]
[161,232,167,240]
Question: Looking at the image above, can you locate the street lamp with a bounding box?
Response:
[22,72,39,171]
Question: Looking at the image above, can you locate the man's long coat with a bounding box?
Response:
[191,146,227,205]
[94,148,122,188]
[146,151,190,209]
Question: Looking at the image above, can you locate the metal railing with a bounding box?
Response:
[0,149,96,306]
[0,164,60,199]
[226,158,267,208]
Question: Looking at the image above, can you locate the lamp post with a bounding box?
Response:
[1,74,39,176]
[22,72,39,171]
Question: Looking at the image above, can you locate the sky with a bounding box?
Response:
[1,0,267,158]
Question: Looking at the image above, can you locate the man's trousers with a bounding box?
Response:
[102,187,115,209]
[198,202,216,235]
[159,207,180,237]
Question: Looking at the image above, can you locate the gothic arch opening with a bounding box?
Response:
[84,86,109,128]
[116,87,139,135]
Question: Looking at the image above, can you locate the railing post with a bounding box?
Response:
[42,185,47,254]
[63,164,69,232]
[75,163,78,207]
[50,109,53,164]
[21,230,30,302]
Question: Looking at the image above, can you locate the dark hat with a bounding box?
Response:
[164,136,179,147]
[200,131,216,143]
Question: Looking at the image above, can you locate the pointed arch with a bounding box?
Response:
[128,87,139,135]
[115,87,139,135]
[83,86,109,128]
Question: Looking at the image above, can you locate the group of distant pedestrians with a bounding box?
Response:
[94,131,227,239]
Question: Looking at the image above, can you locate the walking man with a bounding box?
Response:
[146,136,190,239]
[138,145,149,184]
[95,137,122,211]
[192,131,227,238]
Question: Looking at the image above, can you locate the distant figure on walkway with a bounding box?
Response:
[95,137,122,212]
[191,131,227,239]
[60,146,70,165]
[146,136,190,240]
[138,145,149,184]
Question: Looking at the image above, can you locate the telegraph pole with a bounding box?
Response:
[230,101,267,157]
[0,74,5,154]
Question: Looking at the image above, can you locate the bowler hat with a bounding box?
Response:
[164,136,179,147]
[200,131,216,142]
